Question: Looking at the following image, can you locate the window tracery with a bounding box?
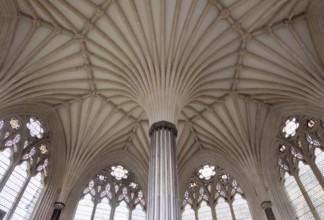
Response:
[181,164,252,220]
[277,115,324,219]
[74,164,146,220]
[0,115,48,220]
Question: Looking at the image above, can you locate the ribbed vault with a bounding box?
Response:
[0,0,324,218]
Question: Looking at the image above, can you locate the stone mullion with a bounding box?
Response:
[127,189,134,220]
[108,177,117,220]
[128,207,132,220]
[229,200,236,220]
[190,196,199,220]
[210,201,217,220]
[109,199,116,220]
[204,182,216,220]
[194,208,199,220]
[90,200,98,220]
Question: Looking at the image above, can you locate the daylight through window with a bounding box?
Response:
[0,116,48,220]
[181,164,252,220]
[277,115,324,219]
[74,164,146,220]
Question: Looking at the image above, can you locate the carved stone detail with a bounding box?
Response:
[261,201,272,209]
[54,202,65,210]
[149,120,178,137]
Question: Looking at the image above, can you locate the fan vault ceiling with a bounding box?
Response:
[0,0,323,215]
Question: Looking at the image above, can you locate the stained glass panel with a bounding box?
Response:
[282,118,299,138]
[0,116,47,219]
[74,165,145,219]
[26,118,44,139]
[111,165,128,180]
[182,164,252,220]
[198,165,215,180]
[0,162,28,219]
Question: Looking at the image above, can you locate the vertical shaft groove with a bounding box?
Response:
[148,121,180,220]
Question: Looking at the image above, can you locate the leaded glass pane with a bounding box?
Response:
[11,173,43,220]
[282,118,299,138]
[114,201,129,220]
[198,201,212,220]
[232,194,252,220]
[94,198,110,220]
[0,162,28,219]
[131,205,146,220]
[74,194,94,220]
[215,198,232,220]
[26,118,44,139]
[283,172,313,219]
[0,148,11,182]
[198,165,216,180]
[298,162,324,218]
[0,116,48,218]
[182,204,195,220]
[111,165,128,180]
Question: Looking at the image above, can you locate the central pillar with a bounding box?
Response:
[148,121,180,220]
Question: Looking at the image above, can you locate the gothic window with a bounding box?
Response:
[277,115,324,219]
[74,165,146,220]
[181,164,252,220]
[0,116,48,220]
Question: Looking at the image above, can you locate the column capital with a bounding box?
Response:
[54,202,65,210]
[149,120,178,137]
[261,201,272,209]
[261,201,276,220]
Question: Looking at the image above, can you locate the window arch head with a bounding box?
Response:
[276,115,324,219]
[181,163,252,220]
[74,164,146,220]
[0,115,49,219]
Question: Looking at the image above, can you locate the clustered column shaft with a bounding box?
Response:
[147,121,180,220]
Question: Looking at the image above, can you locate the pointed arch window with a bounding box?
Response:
[74,165,146,220]
[0,116,49,220]
[181,164,252,220]
[277,116,324,219]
